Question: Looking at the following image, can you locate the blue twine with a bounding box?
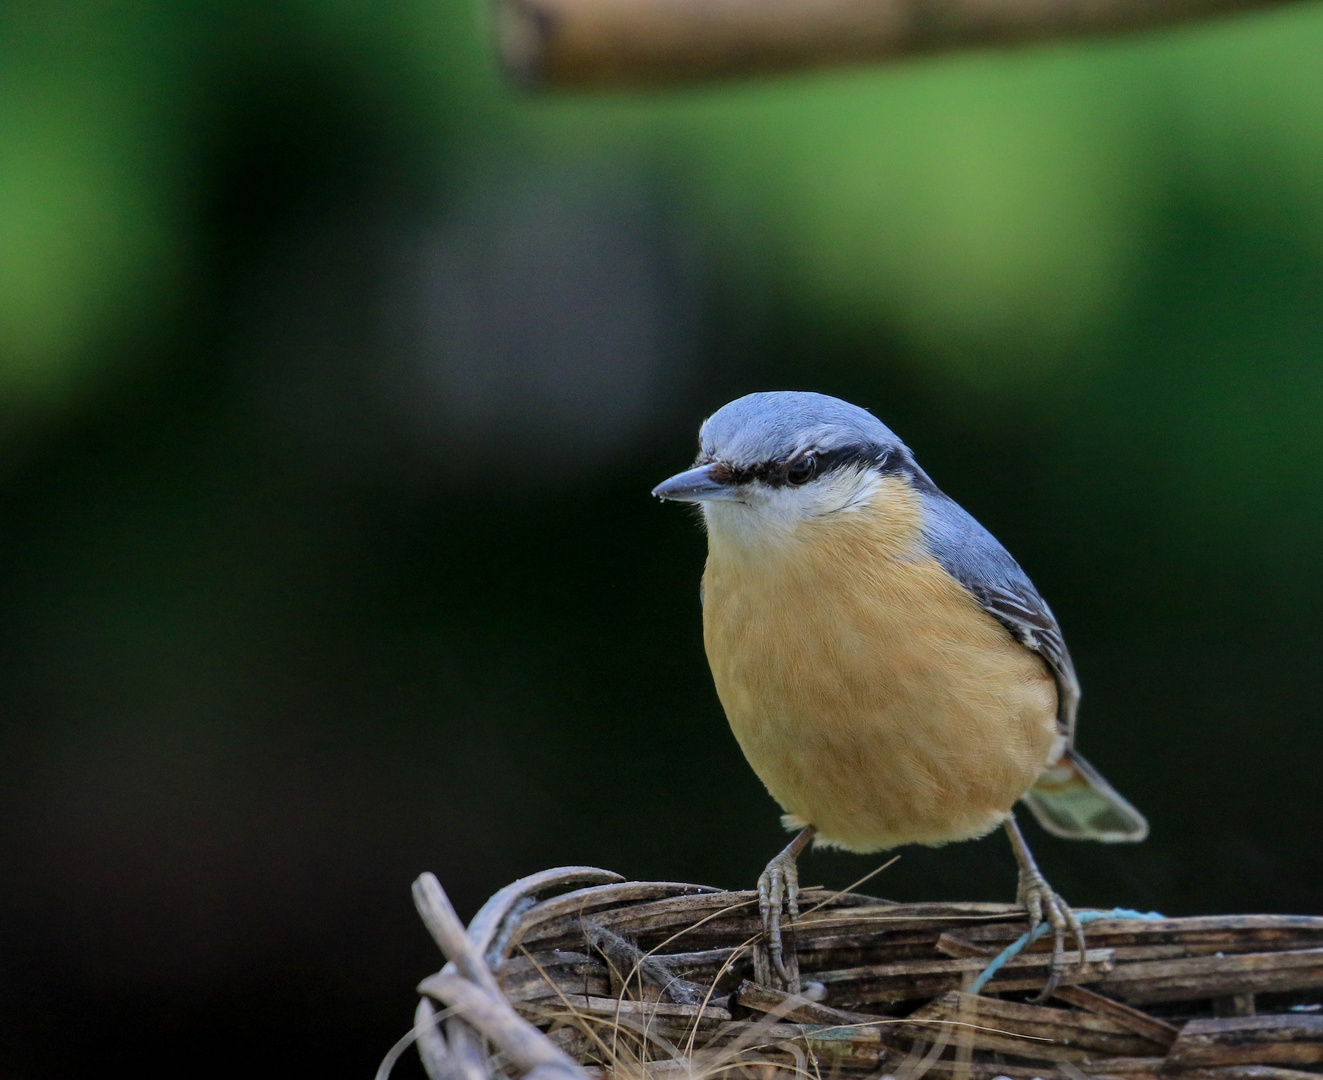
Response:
[967,907,1165,995]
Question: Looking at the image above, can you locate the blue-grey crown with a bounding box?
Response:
[698,391,906,475]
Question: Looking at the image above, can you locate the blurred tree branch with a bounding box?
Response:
[498,0,1314,87]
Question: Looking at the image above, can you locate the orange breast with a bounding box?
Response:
[701,477,1058,853]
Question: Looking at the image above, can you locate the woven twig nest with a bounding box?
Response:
[395,867,1323,1080]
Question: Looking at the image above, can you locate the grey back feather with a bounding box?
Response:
[917,483,1081,746]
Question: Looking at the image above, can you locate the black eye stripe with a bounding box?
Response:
[698,443,903,488]
[816,445,894,475]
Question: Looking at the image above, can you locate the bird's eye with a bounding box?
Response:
[786,456,817,485]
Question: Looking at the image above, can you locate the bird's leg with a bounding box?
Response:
[757,825,815,987]
[1003,813,1085,1001]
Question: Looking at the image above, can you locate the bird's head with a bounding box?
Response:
[652,391,917,543]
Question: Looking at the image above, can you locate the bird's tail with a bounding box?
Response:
[1021,749,1149,842]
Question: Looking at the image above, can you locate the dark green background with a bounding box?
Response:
[2,2,1321,1076]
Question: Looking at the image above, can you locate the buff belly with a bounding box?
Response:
[701,481,1058,854]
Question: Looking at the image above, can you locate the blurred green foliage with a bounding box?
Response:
[6,4,1323,406]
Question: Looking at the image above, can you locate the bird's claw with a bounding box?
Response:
[757,849,801,987]
[1016,866,1085,1001]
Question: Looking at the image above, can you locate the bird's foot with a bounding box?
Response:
[758,850,799,986]
[757,826,815,989]
[1016,864,1085,1001]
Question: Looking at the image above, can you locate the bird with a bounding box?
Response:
[651,390,1147,996]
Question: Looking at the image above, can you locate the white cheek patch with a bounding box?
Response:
[703,467,883,549]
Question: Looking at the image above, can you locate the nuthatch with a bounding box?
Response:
[653,391,1147,995]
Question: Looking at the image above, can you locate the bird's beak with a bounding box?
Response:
[651,463,739,502]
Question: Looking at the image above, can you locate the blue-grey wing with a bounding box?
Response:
[917,481,1081,747]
